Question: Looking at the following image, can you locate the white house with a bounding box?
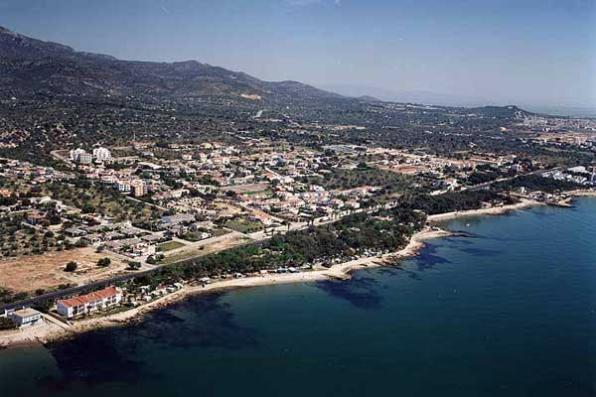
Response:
[9,308,43,328]
[56,287,123,319]
[93,147,112,162]
[69,148,87,161]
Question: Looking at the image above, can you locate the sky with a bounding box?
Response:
[1,0,595,109]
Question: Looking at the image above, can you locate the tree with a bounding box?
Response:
[97,257,111,267]
[147,253,164,265]
[0,317,16,330]
[65,261,78,272]
[127,261,142,270]
[81,203,96,214]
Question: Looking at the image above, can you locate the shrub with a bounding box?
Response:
[127,261,142,270]
[97,257,111,267]
[0,317,16,330]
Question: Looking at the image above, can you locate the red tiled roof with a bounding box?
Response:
[57,287,119,308]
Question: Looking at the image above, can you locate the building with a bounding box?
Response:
[56,287,123,319]
[79,153,93,164]
[64,227,87,237]
[131,179,147,197]
[69,148,86,161]
[93,147,112,162]
[9,308,43,328]
[116,181,131,193]
[25,210,46,225]
[69,148,93,164]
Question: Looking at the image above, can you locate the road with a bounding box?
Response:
[0,201,397,312]
[1,271,153,312]
[431,168,555,195]
[1,166,560,312]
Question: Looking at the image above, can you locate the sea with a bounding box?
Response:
[1,198,595,397]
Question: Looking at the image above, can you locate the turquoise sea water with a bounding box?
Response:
[1,199,595,397]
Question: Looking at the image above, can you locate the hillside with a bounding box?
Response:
[0,26,341,102]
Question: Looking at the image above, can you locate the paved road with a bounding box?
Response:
[0,202,396,312]
[431,168,555,195]
[2,167,558,312]
[0,269,155,312]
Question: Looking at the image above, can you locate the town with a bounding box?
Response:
[0,131,594,336]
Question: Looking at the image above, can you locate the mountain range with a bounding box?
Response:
[0,26,341,103]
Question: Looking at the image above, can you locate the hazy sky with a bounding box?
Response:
[2,0,595,108]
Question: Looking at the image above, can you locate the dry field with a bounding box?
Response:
[225,183,269,194]
[163,233,252,265]
[0,248,127,293]
[212,200,245,217]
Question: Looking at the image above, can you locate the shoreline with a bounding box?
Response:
[426,190,596,223]
[1,192,593,349]
[427,198,544,223]
[0,227,450,348]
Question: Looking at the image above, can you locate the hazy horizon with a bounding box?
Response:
[2,0,595,110]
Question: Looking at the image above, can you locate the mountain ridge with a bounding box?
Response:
[0,26,342,102]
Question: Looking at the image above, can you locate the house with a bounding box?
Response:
[25,210,46,225]
[9,308,43,328]
[131,179,148,197]
[64,227,87,237]
[141,234,165,244]
[56,287,123,319]
[131,241,155,257]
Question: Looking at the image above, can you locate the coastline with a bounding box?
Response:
[1,192,593,349]
[565,189,596,198]
[427,198,543,223]
[0,227,450,348]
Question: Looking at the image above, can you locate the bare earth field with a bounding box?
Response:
[0,248,127,293]
[225,183,269,194]
[163,232,252,265]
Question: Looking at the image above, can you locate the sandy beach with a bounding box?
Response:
[566,189,596,198]
[427,190,596,223]
[0,227,450,348]
[427,199,544,223]
[3,191,594,348]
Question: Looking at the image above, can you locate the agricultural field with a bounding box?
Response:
[221,217,264,233]
[157,240,186,252]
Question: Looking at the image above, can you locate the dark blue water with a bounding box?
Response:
[1,199,595,397]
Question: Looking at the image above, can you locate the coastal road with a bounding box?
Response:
[0,269,157,312]
[0,200,399,312]
[464,168,559,191]
[430,168,558,196]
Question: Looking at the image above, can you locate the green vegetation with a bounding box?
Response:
[157,240,185,252]
[493,175,581,193]
[65,261,78,272]
[397,190,511,215]
[220,217,264,233]
[300,165,416,193]
[0,213,68,258]
[147,253,165,264]
[97,257,112,267]
[0,317,16,330]
[42,179,163,227]
[127,261,142,270]
[130,206,426,287]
